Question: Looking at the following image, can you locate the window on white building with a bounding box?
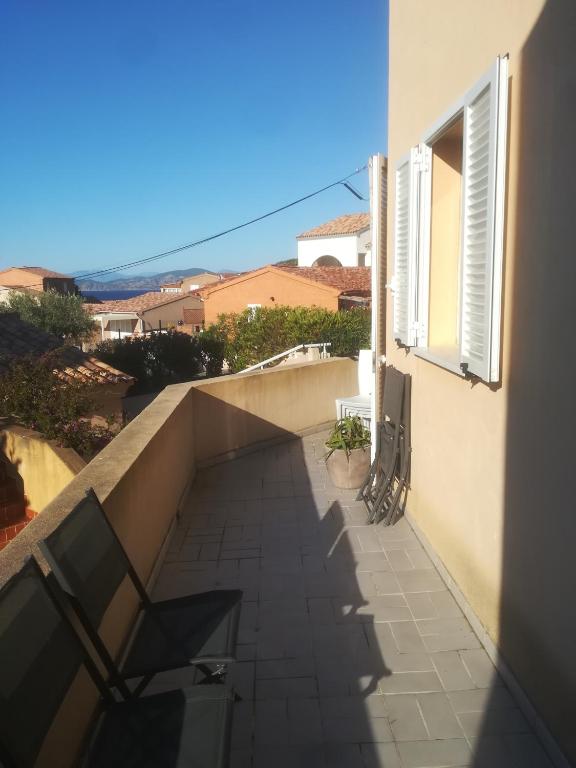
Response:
[392,56,508,383]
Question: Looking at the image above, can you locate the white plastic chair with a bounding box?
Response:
[335,349,373,427]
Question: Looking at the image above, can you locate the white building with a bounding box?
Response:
[297,213,371,268]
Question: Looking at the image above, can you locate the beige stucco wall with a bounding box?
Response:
[192,357,358,463]
[203,270,339,325]
[387,0,576,760]
[0,357,358,765]
[2,426,85,513]
[140,294,204,332]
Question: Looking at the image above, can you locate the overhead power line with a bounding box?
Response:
[20,165,368,291]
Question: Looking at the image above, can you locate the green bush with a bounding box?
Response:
[198,327,226,377]
[210,305,371,373]
[0,351,117,461]
[95,330,203,388]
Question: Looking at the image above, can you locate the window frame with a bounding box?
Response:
[392,55,508,383]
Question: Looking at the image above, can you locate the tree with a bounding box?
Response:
[2,290,97,344]
[0,351,117,461]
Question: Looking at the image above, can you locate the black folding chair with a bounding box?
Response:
[357,366,412,526]
[38,488,242,698]
[0,558,234,768]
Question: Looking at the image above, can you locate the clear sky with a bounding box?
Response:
[0,0,388,277]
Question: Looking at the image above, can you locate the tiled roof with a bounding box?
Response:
[84,291,200,315]
[198,265,371,297]
[297,213,370,239]
[277,266,371,293]
[0,266,72,279]
[0,314,134,385]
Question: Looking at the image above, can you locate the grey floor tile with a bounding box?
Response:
[379,670,443,694]
[458,708,530,738]
[322,715,394,744]
[372,571,402,595]
[391,621,427,653]
[255,676,317,700]
[407,549,434,569]
[423,632,482,653]
[157,435,551,768]
[432,651,475,691]
[418,692,464,739]
[384,694,428,741]
[448,687,516,713]
[429,591,463,619]
[387,549,415,572]
[288,698,324,744]
[396,570,446,593]
[397,738,471,767]
[460,649,502,688]
[360,742,403,768]
[254,699,289,744]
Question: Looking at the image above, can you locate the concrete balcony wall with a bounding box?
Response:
[0,357,358,767]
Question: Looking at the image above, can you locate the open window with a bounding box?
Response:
[392,56,508,383]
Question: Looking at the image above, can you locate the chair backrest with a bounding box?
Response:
[38,489,135,629]
[381,366,405,426]
[0,558,99,768]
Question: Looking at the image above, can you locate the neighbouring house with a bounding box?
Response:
[85,291,204,341]
[0,313,135,419]
[0,266,77,295]
[160,272,233,293]
[297,213,373,267]
[375,1,576,763]
[199,264,371,325]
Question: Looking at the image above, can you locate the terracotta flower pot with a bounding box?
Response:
[326,446,371,489]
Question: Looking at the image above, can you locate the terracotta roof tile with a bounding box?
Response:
[0,266,72,279]
[84,291,200,314]
[0,314,134,384]
[297,213,370,239]
[277,266,371,293]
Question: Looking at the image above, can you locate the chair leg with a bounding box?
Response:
[132,673,155,697]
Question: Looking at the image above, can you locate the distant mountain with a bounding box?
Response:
[76,267,216,292]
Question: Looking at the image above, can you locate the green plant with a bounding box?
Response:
[95,330,203,389]
[0,351,119,461]
[209,305,371,373]
[1,290,97,343]
[198,327,226,377]
[325,416,371,459]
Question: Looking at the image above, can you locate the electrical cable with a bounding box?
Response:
[18,165,367,291]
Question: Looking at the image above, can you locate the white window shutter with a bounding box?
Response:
[459,56,508,381]
[393,149,419,346]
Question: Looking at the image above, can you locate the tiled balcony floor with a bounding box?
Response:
[151,431,553,768]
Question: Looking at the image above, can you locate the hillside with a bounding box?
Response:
[76,267,215,291]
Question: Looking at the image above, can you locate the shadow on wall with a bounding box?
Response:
[0,433,30,550]
[474,1,576,765]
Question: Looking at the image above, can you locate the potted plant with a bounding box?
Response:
[325,415,371,489]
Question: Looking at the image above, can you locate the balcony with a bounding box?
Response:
[0,358,554,767]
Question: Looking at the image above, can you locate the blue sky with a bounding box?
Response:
[0,0,388,277]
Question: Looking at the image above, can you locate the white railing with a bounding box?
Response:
[240,343,332,373]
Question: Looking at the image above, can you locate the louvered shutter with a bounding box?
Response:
[393,149,418,346]
[459,56,508,381]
